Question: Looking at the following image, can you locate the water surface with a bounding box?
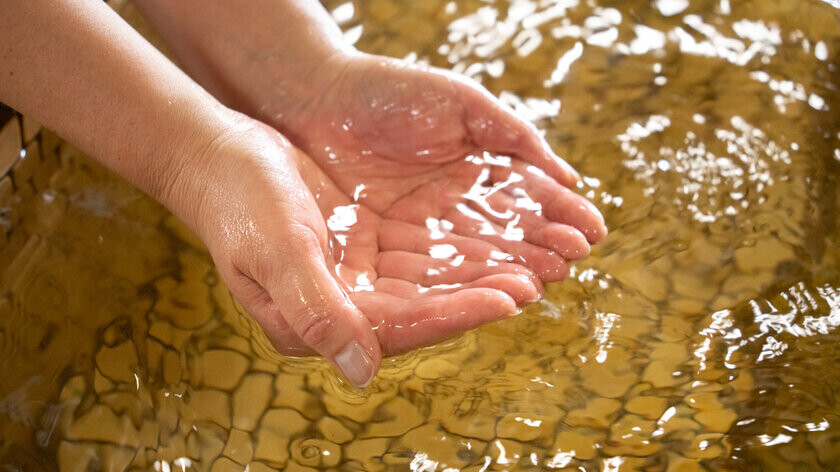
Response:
[2,0,840,470]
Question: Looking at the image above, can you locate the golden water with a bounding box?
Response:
[2,0,840,470]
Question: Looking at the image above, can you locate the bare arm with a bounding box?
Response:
[0,0,384,387]
[130,0,606,257]
[0,0,236,218]
[130,0,347,129]
[130,0,589,188]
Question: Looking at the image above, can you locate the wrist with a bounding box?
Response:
[155,107,306,246]
[248,48,358,137]
[151,107,253,237]
[133,0,357,132]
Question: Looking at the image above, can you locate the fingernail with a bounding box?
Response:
[335,341,374,388]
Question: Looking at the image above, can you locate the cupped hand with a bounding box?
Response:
[179,116,542,386]
[129,0,608,386]
[270,53,608,282]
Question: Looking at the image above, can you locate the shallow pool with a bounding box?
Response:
[1,0,840,470]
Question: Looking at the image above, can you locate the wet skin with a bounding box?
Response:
[189,55,607,385]
[126,0,610,384]
[275,54,608,280]
[1,0,606,385]
[217,125,546,360]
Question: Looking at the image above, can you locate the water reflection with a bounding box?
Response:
[1,0,840,470]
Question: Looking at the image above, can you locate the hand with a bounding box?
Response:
[131,0,607,283]
[269,53,608,282]
[291,138,544,355]
[179,117,541,386]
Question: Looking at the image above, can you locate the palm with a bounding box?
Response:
[246,150,541,356]
[283,55,606,282]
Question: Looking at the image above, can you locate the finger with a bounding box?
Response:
[376,250,540,287]
[324,207,380,293]
[442,205,570,282]
[352,288,518,355]
[261,232,381,387]
[377,218,514,263]
[529,223,590,260]
[373,273,541,306]
[452,76,580,188]
[491,160,607,243]
[467,190,590,261]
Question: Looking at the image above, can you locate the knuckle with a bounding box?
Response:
[292,308,337,351]
[284,223,326,255]
[269,226,326,278]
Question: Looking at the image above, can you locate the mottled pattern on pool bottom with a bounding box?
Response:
[2,0,840,470]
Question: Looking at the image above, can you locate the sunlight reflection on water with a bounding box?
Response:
[1,0,840,470]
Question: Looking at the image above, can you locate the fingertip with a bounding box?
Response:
[581,201,608,243]
[586,200,607,243]
[531,224,591,261]
[507,247,569,283]
[307,299,383,387]
[561,240,590,261]
[488,290,518,320]
[334,340,378,388]
[452,288,518,323]
[584,221,609,244]
[271,249,382,387]
[542,141,581,188]
[471,274,541,307]
[514,274,543,306]
[328,299,383,387]
[557,159,582,188]
[548,195,608,245]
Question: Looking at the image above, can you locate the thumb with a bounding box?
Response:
[266,238,382,387]
[456,78,581,188]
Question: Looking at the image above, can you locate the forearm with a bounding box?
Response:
[0,0,235,218]
[131,0,350,130]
